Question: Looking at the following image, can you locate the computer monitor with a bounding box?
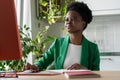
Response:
[0,0,22,60]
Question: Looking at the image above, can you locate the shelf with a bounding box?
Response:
[78,0,120,16]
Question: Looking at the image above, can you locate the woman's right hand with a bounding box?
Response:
[67,63,87,70]
[23,63,39,73]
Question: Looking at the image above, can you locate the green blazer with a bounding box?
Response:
[35,35,100,71]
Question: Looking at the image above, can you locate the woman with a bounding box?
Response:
[23,1,100,72]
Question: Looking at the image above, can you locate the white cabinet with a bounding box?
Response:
[78,0,120,16]
[84,15,120,52]
[100,56,120,71]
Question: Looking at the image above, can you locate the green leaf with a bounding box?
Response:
[41,1,48,6]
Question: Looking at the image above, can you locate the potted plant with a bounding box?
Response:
[0,24,56,71]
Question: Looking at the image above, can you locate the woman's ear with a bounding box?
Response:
[82,21,86,29]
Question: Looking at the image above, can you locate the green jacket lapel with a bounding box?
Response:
[80,36,89,67]
[57,36,69,69]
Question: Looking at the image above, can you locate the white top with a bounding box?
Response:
[63,43,81,69]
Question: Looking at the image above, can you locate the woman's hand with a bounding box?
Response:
[23,63,39,73]
[67,63,87,70]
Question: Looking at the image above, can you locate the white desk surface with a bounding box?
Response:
[1,71,120,80]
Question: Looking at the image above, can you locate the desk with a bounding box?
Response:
[1,71,120,80]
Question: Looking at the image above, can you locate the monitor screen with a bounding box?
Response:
[0,0,22,60]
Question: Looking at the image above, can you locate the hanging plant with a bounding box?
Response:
[37,0,72,24]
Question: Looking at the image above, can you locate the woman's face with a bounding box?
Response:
[64,10,86,33]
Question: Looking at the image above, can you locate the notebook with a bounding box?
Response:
[64,71,101,79]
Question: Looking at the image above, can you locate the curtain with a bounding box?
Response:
[14,0,33,64]
[14,0,31,28]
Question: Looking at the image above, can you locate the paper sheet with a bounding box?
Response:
[47,69,90,74]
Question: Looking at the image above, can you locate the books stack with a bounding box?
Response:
[64,70,101,79]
